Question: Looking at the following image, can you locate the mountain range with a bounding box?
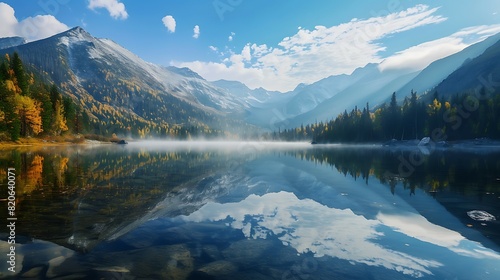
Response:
[1,27,499,135]
[213,32,500,129]
[0,27,252,136]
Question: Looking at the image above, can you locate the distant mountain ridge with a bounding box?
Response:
[0,36,26,50]
[395,32,500,101]
[241,32,500,129]
[434,38,500,96]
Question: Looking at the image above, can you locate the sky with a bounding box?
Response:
[0,0,499,92]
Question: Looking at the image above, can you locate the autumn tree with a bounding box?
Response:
[0,75,21,140]
[16,95,43,136]
[52,100,68,135]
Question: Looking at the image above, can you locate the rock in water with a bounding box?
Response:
[198,260,238,276]
[418,137,431,146]
[222,239,276,268]
[467,210,496,221]
[22,267,44,278]
[130,244,194,279]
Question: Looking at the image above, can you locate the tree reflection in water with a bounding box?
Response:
[1,143,499,251]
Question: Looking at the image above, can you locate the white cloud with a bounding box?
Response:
[209,45,218,52]
[174,4,447,92]
[241,44,251,61]
[228,32,235,42]
[162,15,176,33]
[379,24,500,71]
[193,25,200,39]
[0,2,69,42]
[88,0,128,20]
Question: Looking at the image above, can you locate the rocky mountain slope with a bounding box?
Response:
[0,27,249,136]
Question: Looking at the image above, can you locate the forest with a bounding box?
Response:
[0,53,230,141]
[0,53,91,141]
[278,89,500,143]
[2,51,499,143]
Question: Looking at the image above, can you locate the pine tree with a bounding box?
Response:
[388,92,401,139]
[50,84,62,111]
[11,52,29,96]
[63,96,76,132]
[0,59,9,81]
[40,94,53,134]
[0,77,21,140]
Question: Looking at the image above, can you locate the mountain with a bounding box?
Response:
[0,36,26,50]
[434,38,500,96]
[394,32,500,100]
[281,65,419,128]
[3,26,498,136]
[212,79,283,107]
[248,32,500,129]
[0,27,248,136]
[241,63,419,129]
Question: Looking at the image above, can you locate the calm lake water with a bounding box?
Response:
[1,141,500,279]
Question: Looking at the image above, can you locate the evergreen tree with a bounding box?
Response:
[388,92,401,139]
[0,59,9,81]
[50,84,62,111]
[11,52,29,96]
[63,96,76,132]
[40,94,54,134]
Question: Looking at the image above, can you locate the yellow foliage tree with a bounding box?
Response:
[427,98,442,115]
[16,95,43,136]
[5,80,17,93]
[52,100,68,135]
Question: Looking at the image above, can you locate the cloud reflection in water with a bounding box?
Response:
[182,191,444,277]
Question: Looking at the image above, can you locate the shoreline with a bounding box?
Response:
[0,136,114,148]
[2,137,500,149]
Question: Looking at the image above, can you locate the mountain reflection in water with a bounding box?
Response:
[0,141,499,279]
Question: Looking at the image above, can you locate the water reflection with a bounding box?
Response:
[0,142,499,279]
[182,191,443,277]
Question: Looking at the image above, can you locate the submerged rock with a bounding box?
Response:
[22,266,44,278]
[202,244,223,261]
[46,256,66,278]
[0,241,24,278]
[46,254,84,278]
[222,239,275,264]
[109,244,194,279]
[467,210,496,221]
[93,266,130,273]
[198,260,238,276]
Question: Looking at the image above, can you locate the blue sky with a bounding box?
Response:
[0,0,499,91]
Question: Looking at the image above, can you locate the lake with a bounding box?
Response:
[1,141,500,279]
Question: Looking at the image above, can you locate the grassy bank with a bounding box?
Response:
[0,134,115,147]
